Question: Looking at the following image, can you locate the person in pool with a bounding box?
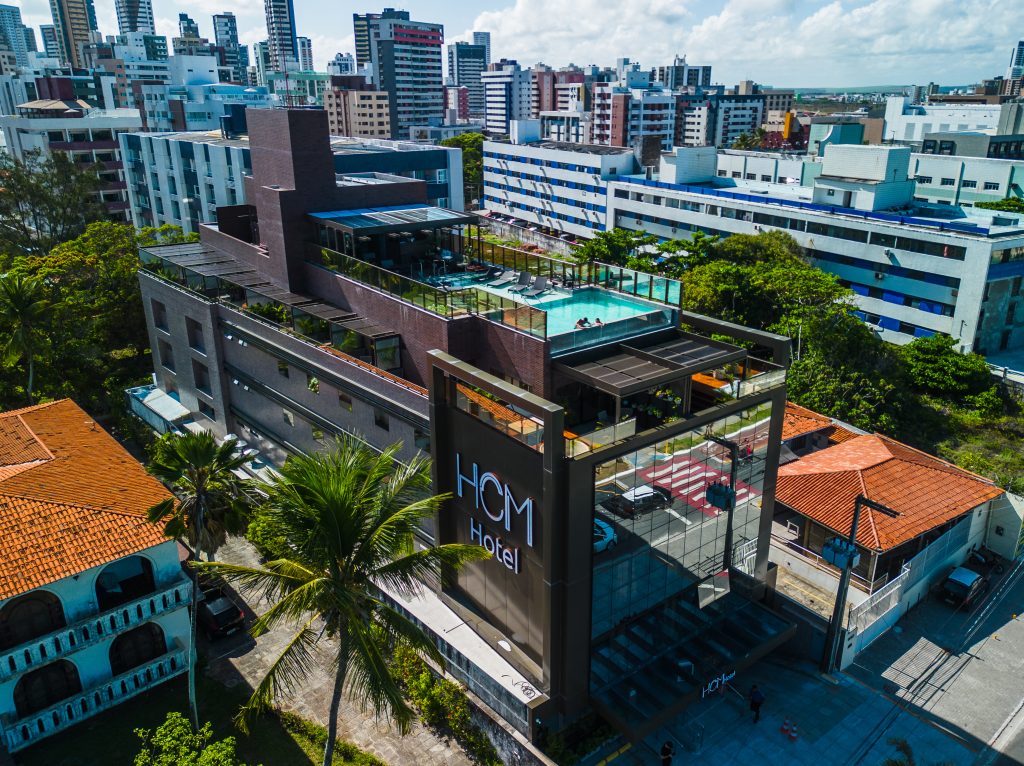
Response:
[574,317,587,329]
[594,317,604,327]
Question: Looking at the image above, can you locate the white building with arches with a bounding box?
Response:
[0,399,191,754]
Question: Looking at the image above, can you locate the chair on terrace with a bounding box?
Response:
[522,275,550,298]
[487,270,518,287]
[474,266,504,282]
[507,272,534,294]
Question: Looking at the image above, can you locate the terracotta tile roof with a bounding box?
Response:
[782,402,859,444]
[776,433,1003,552]
[0,399,173,599]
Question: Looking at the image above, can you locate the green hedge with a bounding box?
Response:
[274,711,385,766]
[390,645,501,766]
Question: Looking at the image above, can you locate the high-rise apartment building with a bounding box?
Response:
[655,55,711,89]
[264,0,297,71]
[448,41,486,116]
[357,8,444,139]
[482,58,532,135]
[0,5,30,66]
[531,64,586,117]
[327,51,355,75]
[23,24,37,54]
[324,75,390,138]
[297,35,312,71]
[178,13,199,38]
[253,39,270,85]
[214,12,245,82]
[40,24,61,59]
[472,30,490,65]
[114,0,154,35]
[1008,41,1024,80]
[49,0,98,67]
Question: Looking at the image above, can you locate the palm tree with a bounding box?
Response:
[882,737,954,766]
[146,430,252,732]
[0,273,52,403]
[199,438,488,766]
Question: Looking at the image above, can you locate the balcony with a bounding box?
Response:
[2,649,187,753]
[0,579,191,682]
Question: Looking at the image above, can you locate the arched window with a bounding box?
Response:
[0,591,67,651]
[108,623,166,676]
[95,557,155,611]
[13,660,82,718]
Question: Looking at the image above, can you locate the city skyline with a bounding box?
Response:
[4,0,1021,86]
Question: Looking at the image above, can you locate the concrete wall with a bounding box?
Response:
[485,219,576,256]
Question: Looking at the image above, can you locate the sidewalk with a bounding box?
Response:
[586,656,975,766]
[205,537,474,766]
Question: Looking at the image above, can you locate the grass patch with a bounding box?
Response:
[14,675,381,766]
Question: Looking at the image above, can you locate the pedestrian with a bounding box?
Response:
[749,684,765,723]
[660,740,676,765]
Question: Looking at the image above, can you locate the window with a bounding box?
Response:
[151,300,168,331]
[373,409,389,431]
[915,176,933,184]
[307,374,319,394]
[984,181,1000,191]
[940,178,955,187]
[731,171,741,178]
[157,340,175,372]
[761,174,772,182]
[1008,303,1017,325]
[277,361,289,378]
[311,425,325,442]
[1000,330,1011,351]
[825,189,835,197]
[745,173,756,180]
[414,429,430,451]
[185,317,205,352]
[1013,277,1022,297]
[282,409,295,427]
[961,180,977,188]
[191,360,211,394]
[197,401,215,419]
[338,392,352,411]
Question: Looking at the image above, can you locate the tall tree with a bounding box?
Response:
[439,132,484,207]
[0,151,106,261]
[199,438,488,766]
[0,273,54,403]
[147,431,252,732]
[572,228,657,267]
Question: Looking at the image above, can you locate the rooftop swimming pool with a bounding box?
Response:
[539,288,662,335]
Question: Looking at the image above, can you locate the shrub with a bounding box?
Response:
[390,644,501,765]
[274,711,384,765]
[245,507,290,560]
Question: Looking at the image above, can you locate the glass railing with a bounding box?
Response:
[549,308,677,356]
[590,263,684,307]
[312,246,548,338]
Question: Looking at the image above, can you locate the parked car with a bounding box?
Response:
[967,547,1005,575]
[593,518,619,553]
[197,588,246,640]
[938,567,988,608]
[600,484,673,518]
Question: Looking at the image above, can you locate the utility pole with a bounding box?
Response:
[704,431,740,571]
[820,494,899,674]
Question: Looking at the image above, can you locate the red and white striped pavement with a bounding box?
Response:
[637,454,758,518]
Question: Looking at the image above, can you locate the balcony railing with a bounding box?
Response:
[0,579,191,682]
[2,649,187,753]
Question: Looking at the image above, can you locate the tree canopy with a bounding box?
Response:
[135,712,257,766]
[975,197,1024,213]
[0,150,107,262]
[439,132,484,206]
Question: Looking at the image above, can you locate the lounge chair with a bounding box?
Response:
[474,266,503,282]
[507,272,534,294]
[487,270,517,287]
[522,275,550,298]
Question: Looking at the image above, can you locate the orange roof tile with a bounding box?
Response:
[776,433,1003,552]
[782,402,860,446]
[0,399,173,599]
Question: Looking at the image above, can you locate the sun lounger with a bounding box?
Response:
[522,275,550,298]
[506,272,534,293]
[487,270,517,287]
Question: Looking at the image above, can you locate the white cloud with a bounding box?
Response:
[465,0,1024,86]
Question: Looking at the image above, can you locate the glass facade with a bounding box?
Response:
[587,402,791,730]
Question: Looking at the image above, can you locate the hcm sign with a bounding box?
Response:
[456,453,535,574]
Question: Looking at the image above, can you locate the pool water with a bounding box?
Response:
[538,288,661,335]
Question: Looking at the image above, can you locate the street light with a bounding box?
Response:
[820,494,899,674]
[704,430,740,571]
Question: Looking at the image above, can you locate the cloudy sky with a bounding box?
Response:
[12,0,1024,87]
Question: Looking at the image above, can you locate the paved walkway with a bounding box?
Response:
[205,537,474,766]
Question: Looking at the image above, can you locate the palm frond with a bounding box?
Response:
[373,544,490,596]
[235,618,320,733]
[344,616,416,734]
[196,559,315,604]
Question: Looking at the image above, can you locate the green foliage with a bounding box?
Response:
[274,712,385,765]
[0,150,106,261]
[390,644,501,766]
[245,505,291,560]
[900,333,991,400]
[134,712,257,766]
[974,197,1024,213]
[571,228,656,266]
[0,273,53,403]
[730,128,768,151]
[0,221,195,413]
[199,437,488,766]
[246,301,291,325]
[540,713,616,765]
[440,132,484,205]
